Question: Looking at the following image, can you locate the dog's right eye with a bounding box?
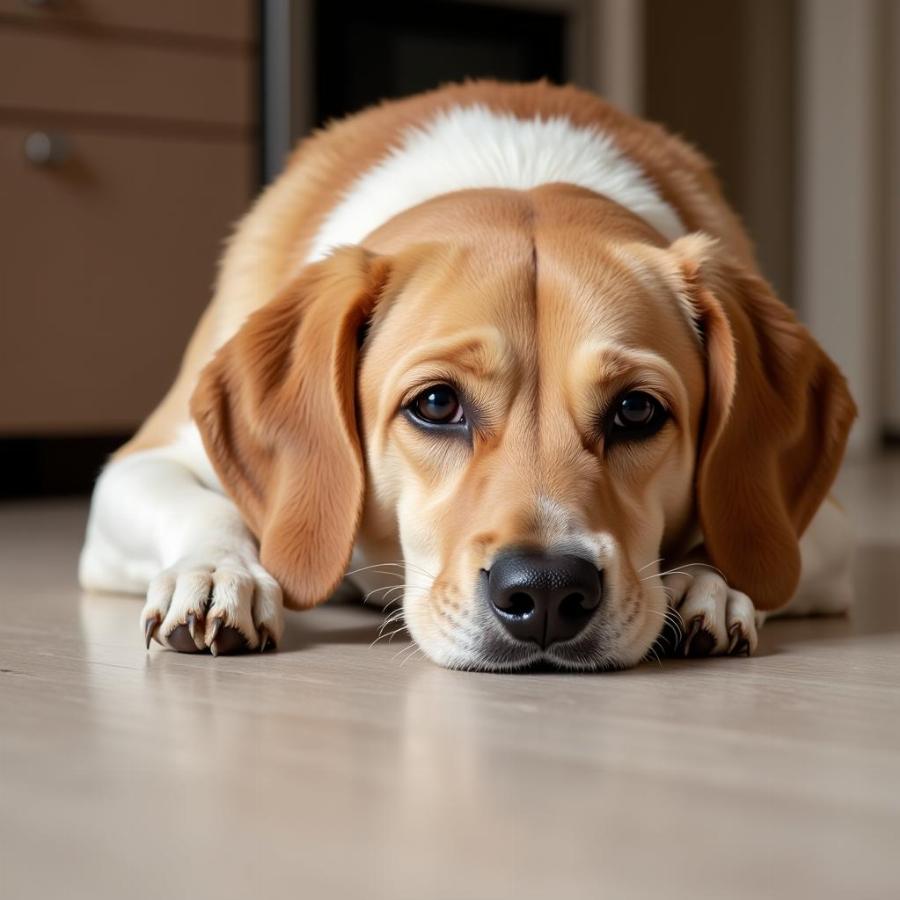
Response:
[408,384,465,426]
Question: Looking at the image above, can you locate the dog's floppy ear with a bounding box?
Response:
[190,246,391,609]
[669,234,856,610]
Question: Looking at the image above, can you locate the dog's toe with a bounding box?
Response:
[674,573,729,655]
[725,590,758,655]
[662,566,758,658]
[141,556,284,655]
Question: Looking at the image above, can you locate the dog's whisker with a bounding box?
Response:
[667,561,727,579]
[399,643,425,668]
[362,583,402,605]
[391,641,420,664]
[642,568,696,583]
[653,561,726,580]
[642,607,672,621]
[403,562,437,580]
[375,626,405,646]
[344,562,407,577]
[637,557,664,573]
[361,583,403,603]
[370,625,409,648]
[363,584,427,609]
[377,611,406,632]
[381,586,431,606]
[345,560,438,581]
[363,581,436,607]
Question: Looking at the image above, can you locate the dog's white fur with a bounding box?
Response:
[79,104,853,657]
[308,105,685,262]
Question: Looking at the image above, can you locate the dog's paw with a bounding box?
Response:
[662,566,758,657]
[141,554,284,655]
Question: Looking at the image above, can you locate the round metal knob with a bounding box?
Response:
[24,131,71,167]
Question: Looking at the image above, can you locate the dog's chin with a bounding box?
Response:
[418,634,644,673]
[403,592,665,673]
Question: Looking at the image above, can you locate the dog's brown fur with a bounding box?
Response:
[119,81,855,660]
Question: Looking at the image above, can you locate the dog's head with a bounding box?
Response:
[192,186,855,670]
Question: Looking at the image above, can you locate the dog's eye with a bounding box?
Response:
[609,391,668,440]
[410,384,465,425]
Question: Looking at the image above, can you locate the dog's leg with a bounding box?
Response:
[80,433,283,654]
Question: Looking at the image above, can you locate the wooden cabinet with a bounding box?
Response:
[0,0,254,44]
[0,27,254,130]
[0,2,258,435]
[0,124,254,431]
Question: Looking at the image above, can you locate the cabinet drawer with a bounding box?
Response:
[0,0,255,45]
[0,122,254,432]
[0,26,254,129]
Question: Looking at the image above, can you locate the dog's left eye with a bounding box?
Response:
[608,391,668,440]
[409,384,465,425]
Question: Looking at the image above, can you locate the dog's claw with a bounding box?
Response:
[208,618,222,656]
[144,616,159,650]
[187,612,200,644]
[727,623,752,656]
[682,618,700,656]
[258,628,269,653]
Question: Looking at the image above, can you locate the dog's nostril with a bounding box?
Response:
[497,591,535,618]
[559,591,602,616]
[560,592,585,618]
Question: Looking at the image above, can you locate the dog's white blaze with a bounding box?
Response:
[307,105,685,263]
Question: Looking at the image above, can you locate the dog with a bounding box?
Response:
[79,81,857,670]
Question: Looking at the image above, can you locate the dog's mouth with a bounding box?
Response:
[444,628,623,673]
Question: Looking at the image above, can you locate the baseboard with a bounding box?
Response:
[0,434,130,499]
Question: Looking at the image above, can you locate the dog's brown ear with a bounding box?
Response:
[669,235,856,610]
[190,246,391,609]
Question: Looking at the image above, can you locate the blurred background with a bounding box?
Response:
[0,0,896,499]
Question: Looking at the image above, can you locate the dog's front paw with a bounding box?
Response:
[662,565,758,657]
[141,554,284,655]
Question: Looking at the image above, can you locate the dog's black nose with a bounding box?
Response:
[486,552,602,647]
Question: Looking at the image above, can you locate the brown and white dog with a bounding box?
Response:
[80,81,856,670]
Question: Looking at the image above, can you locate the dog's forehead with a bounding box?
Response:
[364,186,701,381]
[377,234,695,367]
[534,233,701,363]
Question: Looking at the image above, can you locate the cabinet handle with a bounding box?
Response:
[23,0,59,8]
[24,132,71,167]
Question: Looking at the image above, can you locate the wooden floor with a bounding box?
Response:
[1,457,899,900]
